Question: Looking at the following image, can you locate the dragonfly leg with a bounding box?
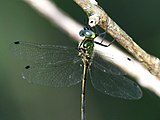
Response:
[94,39,115,47]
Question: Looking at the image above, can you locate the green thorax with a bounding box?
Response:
[78,38,94,66]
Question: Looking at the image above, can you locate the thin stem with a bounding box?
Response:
[74,0,160,79]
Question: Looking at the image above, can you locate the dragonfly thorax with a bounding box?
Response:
[78,39,94,65]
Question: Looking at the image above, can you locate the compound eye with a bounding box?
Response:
[79,30,85,37]
[85,30,92,37]
[79,29,93,38]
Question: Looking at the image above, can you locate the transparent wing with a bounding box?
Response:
[90,53,142,100]
[93,52,127,75]
[11,41,83,87]
[10,41,78,63]
[22,58,83,87]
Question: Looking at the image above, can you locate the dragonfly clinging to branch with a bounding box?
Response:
[11,26,142,120]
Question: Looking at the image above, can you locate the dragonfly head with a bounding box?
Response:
[79,26,97,39]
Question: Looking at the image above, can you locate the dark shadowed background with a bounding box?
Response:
[1,0,160,120]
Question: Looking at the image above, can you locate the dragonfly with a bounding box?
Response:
[11,26,142,120]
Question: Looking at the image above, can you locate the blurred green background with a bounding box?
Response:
[1,0,160,120]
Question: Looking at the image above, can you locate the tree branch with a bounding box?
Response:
[24,0,160,97]
[74,0,160,79]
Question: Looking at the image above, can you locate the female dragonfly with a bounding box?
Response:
[11,26,142,120]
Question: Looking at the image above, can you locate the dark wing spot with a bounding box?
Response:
[14,41,20,44]
[25,65,30,69]
[127,57,132,61]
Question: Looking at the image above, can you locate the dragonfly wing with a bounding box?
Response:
[10,41,78,63]
[11,41,83,87]
[22,58,83,87]
[90,61,143,100]
[93,52,128,75]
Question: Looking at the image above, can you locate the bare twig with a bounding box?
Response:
[24,0,160,96]
[74,0,160,79]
